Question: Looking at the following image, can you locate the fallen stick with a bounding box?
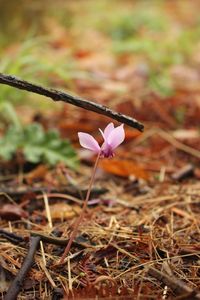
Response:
[0,73,144,131]
[30,231,89,248]
[0,185,107,197]
[0,228,89,248]
[149,267,200,299]
[5,236,41,300]
[0,228,25,245]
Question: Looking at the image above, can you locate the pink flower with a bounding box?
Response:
[78,122,125,158]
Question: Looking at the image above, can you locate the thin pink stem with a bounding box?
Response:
[59,152,101,264]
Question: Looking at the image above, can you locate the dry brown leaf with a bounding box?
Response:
[59,121,94,133]
[99,159,149,180]
[45,203,81,220]
[25,165,49,184]
[0,204,29,220]
[125,129,142,142]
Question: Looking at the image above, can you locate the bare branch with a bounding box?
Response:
[0,73,144,131]
[5,236,41,300]
[149,266,200,299]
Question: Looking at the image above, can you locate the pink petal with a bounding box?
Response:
[99,123,114,140]
[107,124,125,149]
[99,128,104,139]
[103,123,114,139]
[78,132,101,153]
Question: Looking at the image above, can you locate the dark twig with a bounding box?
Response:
[148,267,200,299]
[0,227,88,248]
[30,231,89,248]
[0,73,144,131]
[5,236,41,300]
[171,164,194,181]
[0,229,25,245]
[0,186,107,198]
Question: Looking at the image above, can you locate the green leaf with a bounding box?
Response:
[0,123,78,169]
[0,102,21,130]
[23,123,45,144]
[0,126,21,160]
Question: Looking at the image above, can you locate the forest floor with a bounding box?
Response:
[0,1,200,299]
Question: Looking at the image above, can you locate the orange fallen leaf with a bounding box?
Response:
[59,121,94,133]
[99,159,149,180]
[25,165,48,184]
[125,129,142,142]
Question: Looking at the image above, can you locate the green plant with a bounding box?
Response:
[0,37,90,127]
[0,123,78,169]
[148,71,174,97]
[0,38,50,127]
[103,7,167,41]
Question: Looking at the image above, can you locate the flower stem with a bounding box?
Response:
[59,152,101,264]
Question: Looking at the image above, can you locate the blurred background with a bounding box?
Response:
[0,0,199,173]
[1,2,200,298]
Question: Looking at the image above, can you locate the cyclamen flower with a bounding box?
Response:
[78,122,125,158]
[60,123,125,263]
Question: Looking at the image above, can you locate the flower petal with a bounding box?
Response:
[107,124,125,149]
[78,132,101,153]
[103,123,114,139]
[99,128,104,139]
[99,122,114,140]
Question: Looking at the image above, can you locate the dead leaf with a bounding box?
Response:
[25,164,49,184]
[99,159,149,180]
[125,129,142,142]
[59,121,93,133]
[0,204,28,220]
[44,203,81,220]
